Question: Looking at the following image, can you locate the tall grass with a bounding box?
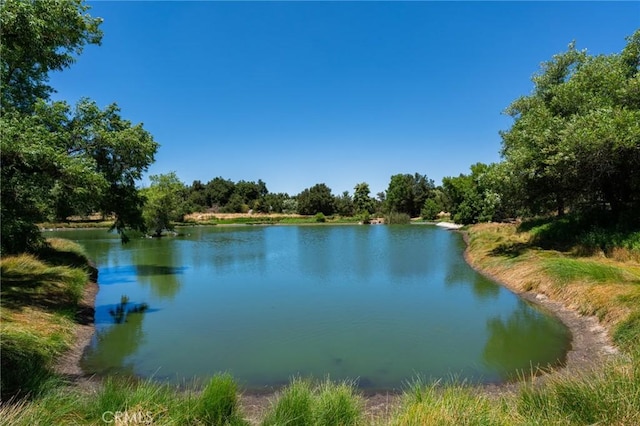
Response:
[1,252,89,399]
[392,379,509,426]
[262,378,363,426]
[1,254,87,306]
[542,257,633,284]
[0,375,249,425]
[384,212,411,225]
[516,351,640,425]
[197,373,245,425]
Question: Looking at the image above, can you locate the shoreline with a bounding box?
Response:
[56,225,621,422]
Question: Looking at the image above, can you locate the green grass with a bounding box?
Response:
[392,379,509,426]
[197,373,246,425]
[516,350,640,425]
[262,378,363,426]
[1,254,87,308]
[542,257,634,284]
[0,241,92,399]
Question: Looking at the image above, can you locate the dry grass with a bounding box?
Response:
[466,223,640,339]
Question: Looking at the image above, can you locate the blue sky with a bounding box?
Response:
[49,1,639,197]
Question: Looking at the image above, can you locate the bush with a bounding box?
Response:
[421,198,440,220]
[314,212,326,223]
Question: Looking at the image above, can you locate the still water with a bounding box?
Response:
[48,225,570,391]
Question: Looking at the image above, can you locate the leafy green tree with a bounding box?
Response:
[1,0,103,113]
[353,182,375,215]
[205,177,235,209]
[141,172,187,237]
[421,199,440,220]
[442,163,511,224]
[254,192,289,213]
[0,0,157,252]
[296,183,335,215]
[334,191,354,216]
[500,31,640,218]
[186,180,208,212]
[385,173,434,217]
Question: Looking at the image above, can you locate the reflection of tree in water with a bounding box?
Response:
[444,257,500,301]
[483,302,570,379]
[109,295,148,324]
[82,304,147,377]
[131,240,185,300]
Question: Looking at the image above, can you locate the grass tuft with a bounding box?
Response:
[197,373,245,425]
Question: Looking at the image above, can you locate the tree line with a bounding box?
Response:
[1,0,638,252]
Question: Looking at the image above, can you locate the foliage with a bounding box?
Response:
[353,182,376,215]
[314,212,327,223]
[334,191,355,216]
[521,211,640,257]
[296,183,336,216]
[421,198,440,220]
[385,173,435,217]
[0,0,103,113]
[0,1,157,253]
[500,30,640,219]
[141,172,187,237]
[442,162,514,225]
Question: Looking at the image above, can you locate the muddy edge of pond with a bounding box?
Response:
[57,228,621,422]
[460,231,620,383]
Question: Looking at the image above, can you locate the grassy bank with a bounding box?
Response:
[0,239,93,399]
[2,222,639,424]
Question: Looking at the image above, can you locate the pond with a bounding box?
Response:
[48,225,570,392]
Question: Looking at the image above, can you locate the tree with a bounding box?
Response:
[1,0,103,113]
[500,31,640,218]
[441,163,512,224]
[205,177,235,209]
[385,173,435,217]
[0,0,158,253]
[296,183,335,215]
[353,182,375,215]
[141,173,187,237]
[334,191,354,216]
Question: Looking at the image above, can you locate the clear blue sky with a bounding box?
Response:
[49,1,639,197]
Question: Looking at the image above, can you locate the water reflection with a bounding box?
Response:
[130,241,185,300]
[82,308,146,376]
[483,302,570,378]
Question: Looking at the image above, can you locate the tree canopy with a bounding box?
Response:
[500,30,640,219]
[0,0,157,253]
